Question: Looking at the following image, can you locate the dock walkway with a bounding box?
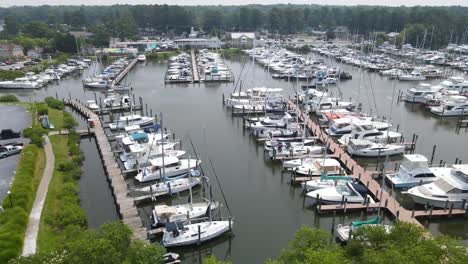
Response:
[288,101,467,225]
[65,100,147,241]
[191,49,200,83]
[111,57,139,86]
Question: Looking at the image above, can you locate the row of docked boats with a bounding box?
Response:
[165,53,192,83]
[82,57,133,89]
[107,113,233,248]
[0,59,89,89]
[245,47,351,84]
[402,78,468,116]
[197,49,233,82]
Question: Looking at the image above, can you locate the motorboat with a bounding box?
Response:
[84,80,109,89]
[301,174,353,192]
[430,96,468,116]
[386,154,449,189]
[439,76,468,92]
[135,158,201,182]
[248,112,293,131]
[138,54,147,62]
[403,83,442,103]
[151,201,220,227]
[290,158,344,176]
[108,114,155,130]
[407,164,468,208]
[264,139,315,152]
[0,79,40,89]
[162,220,232,247]
[338,125,402,145]
[104,95,131,108]
[268,145,323,160]
[306,182,374,204]
[347,139,405,157]
[329,117,391,136]
[398,69,426,81]
[336,217,392,242]
[85,100,99,111]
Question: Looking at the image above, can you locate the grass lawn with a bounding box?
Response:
[47,107,64,130]
[0,145,45,263]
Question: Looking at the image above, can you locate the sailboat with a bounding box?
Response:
[162,219,232,247]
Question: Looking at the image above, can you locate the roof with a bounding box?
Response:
[0,43,23,50]
[231,32,255,39]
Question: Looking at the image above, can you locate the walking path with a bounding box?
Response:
[22,136,55,256]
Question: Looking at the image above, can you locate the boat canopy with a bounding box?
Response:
[351,217,380,227]
[131,132,148,141]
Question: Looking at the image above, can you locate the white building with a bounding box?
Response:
[173,38,223,49]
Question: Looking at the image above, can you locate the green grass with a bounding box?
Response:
[37,134,86,253]
[47,107,64,130]
[0,145,45,263]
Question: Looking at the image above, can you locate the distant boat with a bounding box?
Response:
[138,54,147,62]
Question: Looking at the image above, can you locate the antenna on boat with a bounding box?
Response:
[188,154,193,210]
[208,159,232,217]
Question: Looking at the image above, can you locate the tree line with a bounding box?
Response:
[1,4,468,49]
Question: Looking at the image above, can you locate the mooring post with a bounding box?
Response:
[331,211,336,234]
[430,145,436,165]
[197,225,201,245]
[344,198,348,213]
[411,208,415,218]
[449,203,454,217]
[444,200,449,211]
[429,205,433,219]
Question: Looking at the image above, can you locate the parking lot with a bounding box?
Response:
[0,105,30,204]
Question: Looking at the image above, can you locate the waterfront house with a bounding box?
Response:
[0,43,24,59]
[228,32,256,47]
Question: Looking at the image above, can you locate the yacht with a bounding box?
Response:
[403,83,442,103]
[134,177,202,196]
[135,157,201,182]
[386,154,449,189]
[264,139,315,152]
[347,139,405,157]
[108,114,155,130]
[0,79,40,89]
[329,117,391,136]
[302,174,353,192]
[407,164,468,208]
[338,125,402,146]
[151,201,220,227]
[162,220,232,247]
[268,145,323,160]
[430,96,468,116]
[439,76,468,92]
[290,158,344,176]
[306,182,374,204]
[248,112,293,132]
[398,70,426,81]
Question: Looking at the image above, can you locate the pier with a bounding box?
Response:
[65,99,148,241]
[191,49,200,83]
[287,100,467,226]
[111,57,139,86]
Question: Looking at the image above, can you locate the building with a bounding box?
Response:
[109,38,160,51]
[0,43,24,59]
[228,32,256,47]
[333,26,349,40]
[173,38,223,49]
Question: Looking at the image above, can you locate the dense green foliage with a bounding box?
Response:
[0,145,45,263]
[10,222,166,264]
[146,51,180,60]
[0,70,25,81]
[266,222,468,264]
[202,256,232,264]
[0,94,19,102]
[1,5,468,48]
[44,97,64,110]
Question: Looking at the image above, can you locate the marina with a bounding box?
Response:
[2,51,468,263]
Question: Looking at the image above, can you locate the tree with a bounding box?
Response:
[89,24,111,47]
[4,16,19,36]
[326,30,336,40]
[22,21,51,38]
[52,33,77,53]
[202,256,232,264]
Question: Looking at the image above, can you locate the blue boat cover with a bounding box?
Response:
[131,132,148,141]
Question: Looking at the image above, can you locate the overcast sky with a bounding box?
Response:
[1,0,467,7]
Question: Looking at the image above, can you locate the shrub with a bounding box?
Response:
[62,112,77,130]
[0,208,28,263]
[0,95,19,102]
[36,103,48,116]
[0,69,24,81]
[44,97,64,110]
[22,127,47,147]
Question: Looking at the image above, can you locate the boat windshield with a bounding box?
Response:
[453,170,468,183]
[336,185,355,196]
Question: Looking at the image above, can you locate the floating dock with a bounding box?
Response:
[287,100,467,225]
[65,99,148,241]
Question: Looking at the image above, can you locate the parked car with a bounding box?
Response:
[0,129,21,139]
[0,62,6,66]
[4,61,14,65]
[9,66,22,70]
[24,61,38,66]
[0,145,23,158]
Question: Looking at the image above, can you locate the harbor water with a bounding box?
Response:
[1,54,467,263]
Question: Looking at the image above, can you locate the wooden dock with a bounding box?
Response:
[65,99,148,241]
[112,57,139,85]
[191,49,200,83]
[288,101,467,225]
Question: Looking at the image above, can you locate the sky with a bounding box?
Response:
[0,0,467,7]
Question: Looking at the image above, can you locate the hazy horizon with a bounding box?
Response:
[1,0,468,8]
